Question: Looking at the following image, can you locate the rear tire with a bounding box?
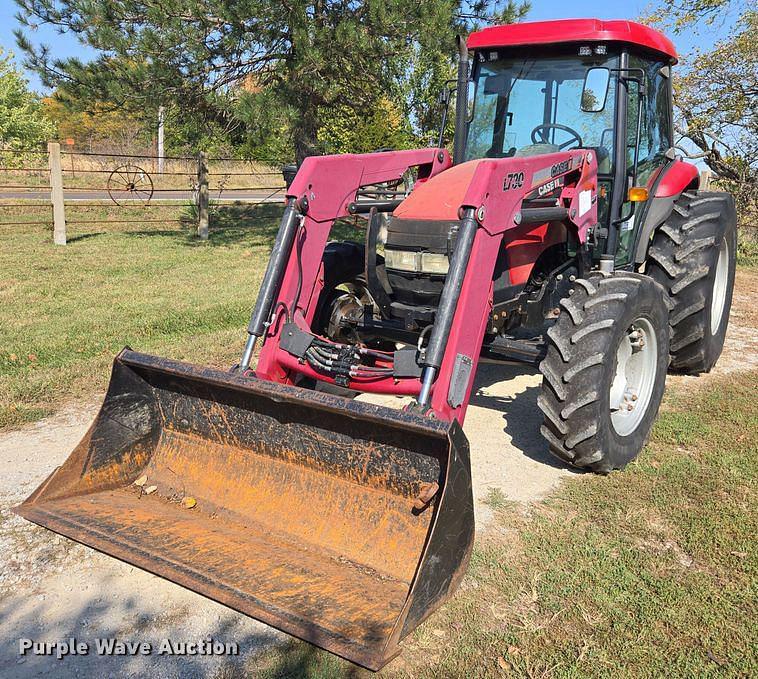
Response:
[538,273,670,473]
[646,191,737,374]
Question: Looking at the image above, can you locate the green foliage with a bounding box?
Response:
[42,95,150,153]
[642,0,749,31]
[0,48,54,149]
[161,104,236,157]
[401,0,530,148]
[673,11,757,184]
[13,0,450,161]
[235,88,296,162]
[14,0,531,161]
[645,1,756,226]
[317,98,414,155]
[736,226,758,267]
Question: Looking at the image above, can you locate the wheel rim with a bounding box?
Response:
[326,292,363,341]
[609,317,659,436]
[710,236,729,335]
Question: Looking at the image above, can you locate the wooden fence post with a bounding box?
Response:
[699,170,713,190]
[48,141,66,245]
[197,151,209,240]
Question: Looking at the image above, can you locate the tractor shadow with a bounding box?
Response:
[468,362,580,472]
[194,201,283,247]
[249,637,376,678]
[110,202,283,248]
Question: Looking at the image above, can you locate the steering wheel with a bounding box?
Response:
[530,124,583,150]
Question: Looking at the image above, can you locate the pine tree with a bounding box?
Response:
[14,0,528,161]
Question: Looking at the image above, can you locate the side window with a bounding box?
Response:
[466,65,500,159]
[628,56,672,187]
[555,75,616,170]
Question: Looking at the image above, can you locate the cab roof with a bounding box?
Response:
[467,19,677,63]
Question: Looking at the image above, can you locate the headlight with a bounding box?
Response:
[419,252,450,274]
[384,249,449,275]
[384,249,418,272]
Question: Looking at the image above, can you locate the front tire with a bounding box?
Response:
[646,191,737,374]
[302,241,366,397]
[311,241,366,338]
[538,273,670,473]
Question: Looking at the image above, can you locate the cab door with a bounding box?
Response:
[616,56,674,264]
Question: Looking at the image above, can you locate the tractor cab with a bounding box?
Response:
[462,20,678,264]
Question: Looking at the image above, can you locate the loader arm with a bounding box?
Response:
[245,148,451,372]
[253,149,598,424]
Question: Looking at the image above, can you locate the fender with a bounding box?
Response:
[632,159,700,263]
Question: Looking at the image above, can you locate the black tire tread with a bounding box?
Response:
[538,272,666,473]
[646,191,736,374]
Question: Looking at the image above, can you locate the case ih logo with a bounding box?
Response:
[531,156,579,188]
[537,176,564,197]
[550,158,573,177]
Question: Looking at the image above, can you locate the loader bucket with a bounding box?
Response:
[14,349,474,670]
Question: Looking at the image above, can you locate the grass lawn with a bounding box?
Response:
[0,203,285,429]
[247,370,757,678]
[0,202,363,429]
[2,203,755,677]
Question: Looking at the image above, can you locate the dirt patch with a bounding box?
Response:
[0,402,283,679]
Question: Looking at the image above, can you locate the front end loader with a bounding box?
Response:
[16,19,737,670]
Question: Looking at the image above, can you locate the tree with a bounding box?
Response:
[0,48,54,149]
[643,0,749,31]
[42,95,150,153]
[401,0,530,147]
[673,12,756,185]
[317,98,414,155]
[643,1,756,218]
[14,0,529,162]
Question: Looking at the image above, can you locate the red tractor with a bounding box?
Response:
[17,19,736,670]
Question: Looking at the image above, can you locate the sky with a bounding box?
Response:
[0,0,736,93]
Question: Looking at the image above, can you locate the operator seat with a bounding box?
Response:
[593,146,611,174]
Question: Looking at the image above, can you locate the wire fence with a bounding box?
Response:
[0,144,288,241]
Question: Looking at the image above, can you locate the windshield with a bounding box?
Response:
[465,53,618,174]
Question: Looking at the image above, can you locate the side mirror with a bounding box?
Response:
[581,67,610,112]
[482,73,509,95]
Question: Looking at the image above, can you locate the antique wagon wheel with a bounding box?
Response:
[107,164,154,205]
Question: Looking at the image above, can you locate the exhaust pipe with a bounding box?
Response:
[452,35,470,165]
